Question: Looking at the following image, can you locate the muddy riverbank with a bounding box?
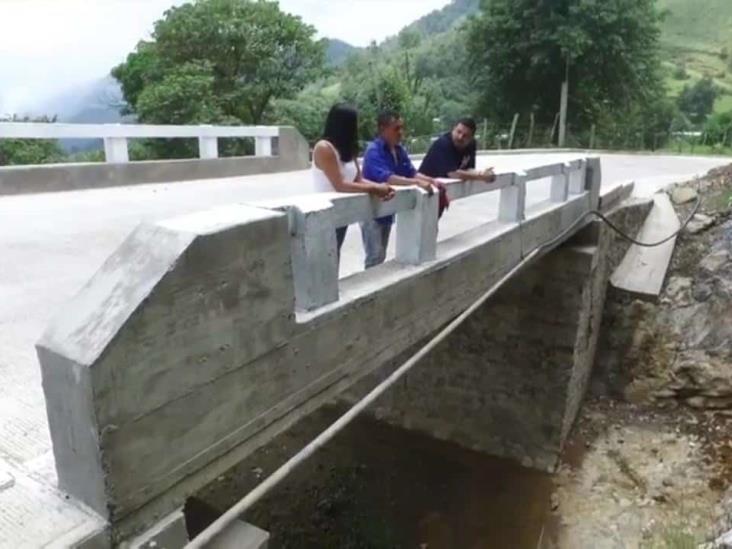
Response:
[549,165,732,548]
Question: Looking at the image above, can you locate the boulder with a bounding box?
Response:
[685,213,715,235]
[663,276,692,305]
[670,186,698,205]
[700,249,730,275]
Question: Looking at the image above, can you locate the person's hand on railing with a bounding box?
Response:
[368,183,396,201]
[480,168,496,183]
[415,175,437,196]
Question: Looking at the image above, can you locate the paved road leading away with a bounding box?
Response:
[0,152,728,545]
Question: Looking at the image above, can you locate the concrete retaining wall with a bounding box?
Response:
[0,126,309,196]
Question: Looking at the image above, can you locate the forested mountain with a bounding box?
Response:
[324,39,361,67]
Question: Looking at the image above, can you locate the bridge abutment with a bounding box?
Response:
[341,243,604,471]
[342,196,651,471]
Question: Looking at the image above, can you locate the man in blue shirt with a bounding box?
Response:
[419,118,496,182]
[362,110,437,269]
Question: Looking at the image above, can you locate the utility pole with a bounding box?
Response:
[558,54,570,148]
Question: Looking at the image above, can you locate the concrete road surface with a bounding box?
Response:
[0,152,728,546]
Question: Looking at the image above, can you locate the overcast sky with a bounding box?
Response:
[0,0,450,116]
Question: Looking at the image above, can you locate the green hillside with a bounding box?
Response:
[656,0,732,112]
[324,39,361,68]
[385,0,479,43]
[657,0,732,51]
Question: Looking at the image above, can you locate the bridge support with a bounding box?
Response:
[343,242,607,471]
[343,195,650,471]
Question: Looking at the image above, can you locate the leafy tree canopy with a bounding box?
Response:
[678,77,718,124]
[112,0,325,127]
[0,116,65,166]
[467,0,667,127]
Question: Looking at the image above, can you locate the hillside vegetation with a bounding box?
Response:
[330,0,732,115]
[657,0,732,51]
[657,0,732,113]
[7,0,732,166]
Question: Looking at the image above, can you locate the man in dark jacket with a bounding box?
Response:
[419,118,496,182]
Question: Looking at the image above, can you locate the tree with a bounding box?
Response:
[467,0,666,130]
[678,78,718,125]
[703,110,732,146]
[0,116,65,166]
[268,83,341,144]
[112,0,324,157]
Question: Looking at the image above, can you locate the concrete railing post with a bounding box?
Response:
[103,137,129,164]
[287,198,340,311]
[198,136,219,159]
[396,188,439,265]
[585,157,602,209]
[498,172,527,223]
[568,160,587,195]
[255,136,272,157]
[550,165,570,203]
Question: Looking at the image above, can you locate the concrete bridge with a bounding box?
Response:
[0,123,728,548]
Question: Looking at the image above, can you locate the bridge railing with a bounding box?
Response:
[260,158,591,311]
[0,122,280,163]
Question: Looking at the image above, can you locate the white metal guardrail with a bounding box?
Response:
[0,122,280,163]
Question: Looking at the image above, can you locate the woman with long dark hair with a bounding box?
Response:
[312,104,394,256]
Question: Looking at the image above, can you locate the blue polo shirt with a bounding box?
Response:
[419,132,476,178]
[363,137,417,225]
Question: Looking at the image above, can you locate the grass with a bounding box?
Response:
[660,142,732,157]
[640,529,700,549]
[715,93,732,114]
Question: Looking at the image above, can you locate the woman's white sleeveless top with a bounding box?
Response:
[311,142,358,192]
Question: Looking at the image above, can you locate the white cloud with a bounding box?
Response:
[0,0,450,115]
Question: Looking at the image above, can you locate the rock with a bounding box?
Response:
[551,492,560,511]
[651,492,667,504]
[664,276,692,303]
[671,186,698,205]
[715,529,732,548]
[672,354,732,402]
[692,282,713,302]
[687,395,732,409]
[700,250,730,274]
[651,387,678,399]
[685,213,715,234]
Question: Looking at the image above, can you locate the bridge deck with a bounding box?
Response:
[0,152,726,547]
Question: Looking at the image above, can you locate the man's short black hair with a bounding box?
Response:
[456,117,477,134]
[378,110,401,130]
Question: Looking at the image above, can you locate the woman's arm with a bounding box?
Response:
[314,142,394,198]
[355,156,363,182]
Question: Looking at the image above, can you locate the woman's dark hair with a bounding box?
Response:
[322,103,359,163]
